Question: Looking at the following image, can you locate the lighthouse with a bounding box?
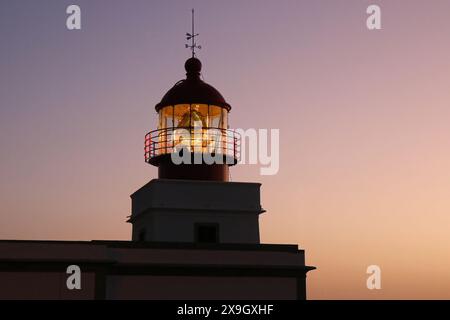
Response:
[128,55,267,244]
[122,12,315,299]
[0,12,314,300]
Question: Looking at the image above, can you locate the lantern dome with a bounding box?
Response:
[155,58,231,111]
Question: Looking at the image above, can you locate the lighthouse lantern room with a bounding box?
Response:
[144,58,240,181]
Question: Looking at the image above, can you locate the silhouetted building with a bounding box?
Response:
[0,57,314,300]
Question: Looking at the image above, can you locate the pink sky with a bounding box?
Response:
[1,0,450,299]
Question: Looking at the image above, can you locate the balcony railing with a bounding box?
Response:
[145,127,241,164]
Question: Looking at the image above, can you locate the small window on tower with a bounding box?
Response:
[138,229,146,242]
[195,223,219,244]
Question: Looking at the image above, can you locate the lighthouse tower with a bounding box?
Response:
[124,13,315,299]
[128,57,263,244]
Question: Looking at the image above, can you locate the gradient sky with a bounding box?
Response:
[1,0,450,299]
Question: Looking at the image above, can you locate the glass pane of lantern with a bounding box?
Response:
[190,104,208,128]
[161,105,174,129]
[222,108,228,129]
[208,105,223,129]
[173,104,191,151]
[174,104,191,128]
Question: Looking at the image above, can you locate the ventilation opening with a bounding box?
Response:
[195,224,219,244]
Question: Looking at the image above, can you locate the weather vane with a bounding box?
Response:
[185,9,201,57]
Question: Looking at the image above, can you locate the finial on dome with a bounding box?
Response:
[185,57,202,79]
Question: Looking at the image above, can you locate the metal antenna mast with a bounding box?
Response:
[185,9,201,57]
